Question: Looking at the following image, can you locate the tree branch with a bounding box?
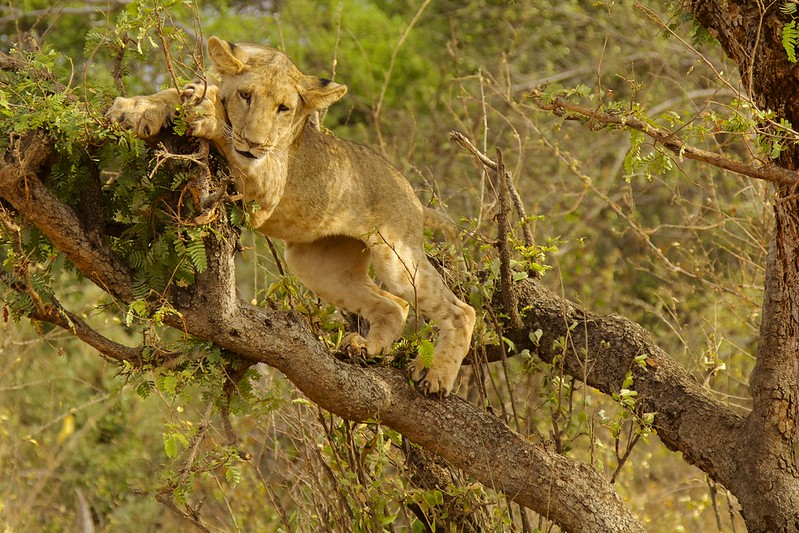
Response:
[532,95,799,186]
[494,148,523,328]
[29,300,145,365]
[450,130,535,248]
[0,132,136,302]
[489,281,746,487]
[194,303,646,532]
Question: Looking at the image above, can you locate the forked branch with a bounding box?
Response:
[450,130,535,248]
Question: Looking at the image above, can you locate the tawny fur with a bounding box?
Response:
[107,36,475,396]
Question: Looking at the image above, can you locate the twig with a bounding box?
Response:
[152,1,180,92]
[221,361,250,446]
[532,95,799,186]
[265,236,286,277]
[155,493,212,533]
[30,301,147,365]
[609,431,641,484]
[487,307,522,431]
[0,2,127,25]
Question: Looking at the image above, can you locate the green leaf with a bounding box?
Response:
[186,238,207,272]
[539,83,565,103]
[624,130,646,178]
[422,489,444,507]
[136,380,156,399]
[163,431,189,458]
[125,299,149,327]
[417,339,435,368]
[783,20,799,63]
[225,464,242,485]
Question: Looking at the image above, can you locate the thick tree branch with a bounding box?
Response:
[188,303,646,533]
[0,133,136,302]
[489,281,745,485]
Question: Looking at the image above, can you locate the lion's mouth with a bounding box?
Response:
[236,149,258,159]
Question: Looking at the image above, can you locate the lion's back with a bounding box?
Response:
[260,125,423,243]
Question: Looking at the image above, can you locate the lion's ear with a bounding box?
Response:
[300,76,347,111]
[207,36,246,75]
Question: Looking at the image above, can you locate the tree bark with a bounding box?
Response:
[680,2,799,530]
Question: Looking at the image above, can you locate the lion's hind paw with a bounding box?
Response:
[406,357,458,398]
[336,332,394,366]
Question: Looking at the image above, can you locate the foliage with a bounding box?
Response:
[783,2,799,62]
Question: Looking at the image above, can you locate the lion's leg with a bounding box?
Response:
[371,240,475,396]
[284,236,409,356]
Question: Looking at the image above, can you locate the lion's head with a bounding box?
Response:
[206,36,347,161]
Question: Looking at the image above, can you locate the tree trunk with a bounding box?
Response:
[734,195,799,532]
[684,2,799,530]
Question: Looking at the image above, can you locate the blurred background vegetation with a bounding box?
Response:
[0,0,761,531]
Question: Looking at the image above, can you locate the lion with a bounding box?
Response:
[107,36,476,396]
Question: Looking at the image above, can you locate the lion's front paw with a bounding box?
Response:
[107,95,175,138]
[406,357,458,397]
[181,83,223,141]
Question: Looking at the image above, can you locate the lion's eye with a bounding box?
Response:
[238,90,251,102]
[277,104,290,113]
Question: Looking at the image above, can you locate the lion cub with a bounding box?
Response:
[107,37,476,396]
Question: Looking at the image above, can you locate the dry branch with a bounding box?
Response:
[495,148,523,329]
[532,95,799,186]
[450,131,535,248]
